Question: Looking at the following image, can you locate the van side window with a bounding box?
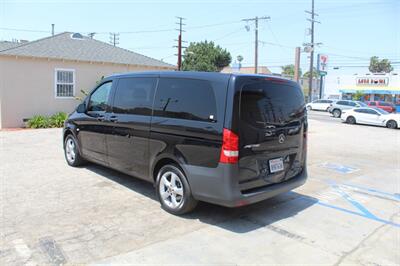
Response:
[153,78,217,122]
[113,78,156,116]
[88,82,112,112]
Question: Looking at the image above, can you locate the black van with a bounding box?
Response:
[63,72,307,214]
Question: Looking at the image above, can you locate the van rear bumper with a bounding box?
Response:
[183,163,307,208]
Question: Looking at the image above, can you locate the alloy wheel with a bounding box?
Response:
[159,171,184,209]
[65,138,76,163]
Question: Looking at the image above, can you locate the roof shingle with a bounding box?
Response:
[0,32,174,69]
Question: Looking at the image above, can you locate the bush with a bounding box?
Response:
[49,112,68,128]
[27,115,51,128]
[27,112,68,128]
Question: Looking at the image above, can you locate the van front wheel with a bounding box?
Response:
[156,164,198,215]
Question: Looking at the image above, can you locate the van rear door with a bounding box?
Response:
[234,76,307,192]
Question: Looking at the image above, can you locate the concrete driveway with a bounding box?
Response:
[1,114,399,265]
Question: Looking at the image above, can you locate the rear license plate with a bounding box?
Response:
[269,158,284,173]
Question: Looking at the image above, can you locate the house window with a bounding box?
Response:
[55,69,75,97]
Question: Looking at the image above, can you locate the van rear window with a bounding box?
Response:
[240,80,305,126]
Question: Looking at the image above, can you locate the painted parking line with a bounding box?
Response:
[342,183,400,202]
[306,181,400,228]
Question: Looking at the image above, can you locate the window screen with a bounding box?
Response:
[154,78,217,122]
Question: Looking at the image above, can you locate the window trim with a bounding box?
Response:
[54,68,75,99]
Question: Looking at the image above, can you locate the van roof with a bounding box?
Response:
[109,71,294,84]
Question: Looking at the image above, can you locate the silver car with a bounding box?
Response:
[328,100,367,118]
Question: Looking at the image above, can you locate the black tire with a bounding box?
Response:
[307,106,312,111]
[64,134,85,167]
[386,120,398,129]
[156,164,198,215]
[333,109,341,118]
[346,116,356,124]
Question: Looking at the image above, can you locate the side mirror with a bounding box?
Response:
[76,103,86,113]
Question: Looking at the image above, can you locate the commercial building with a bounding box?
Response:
[324,73,400,103]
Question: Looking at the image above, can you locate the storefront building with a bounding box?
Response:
[324,73,400,104]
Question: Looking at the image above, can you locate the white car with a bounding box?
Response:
[306,99,335,111]
[341,107,399,129]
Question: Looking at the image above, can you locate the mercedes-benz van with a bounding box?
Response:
[63,71,307,214]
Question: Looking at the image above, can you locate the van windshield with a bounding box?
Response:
[240,79,305,126]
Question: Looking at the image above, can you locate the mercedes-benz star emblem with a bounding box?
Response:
[278,133,286,144]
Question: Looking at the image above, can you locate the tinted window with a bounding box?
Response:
[88,82,112,112]
[365,109,378,115]
[348,101,357,107]
[357,101,368,107]
[153,78,217,122]
[354,109,364,113]
[369,102,376,106]
[337,101,347,105]
[374,108,389,114]
[379,102,391,106]
[113,77,156,116]
[314,100,322,103]
[240,80,305,126]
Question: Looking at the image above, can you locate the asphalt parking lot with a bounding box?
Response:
[1,112,399,265]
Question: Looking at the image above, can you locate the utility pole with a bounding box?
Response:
[294,47,301,83]
[88,32,96,39]
[174,17,186,71]
[109,32,120,46]
[242,16,270,74]
[51,24,55,36]
[305,0,320,101]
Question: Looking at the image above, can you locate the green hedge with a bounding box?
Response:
[27,112,68,128]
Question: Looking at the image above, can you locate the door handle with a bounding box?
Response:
[96,115,105,121]
[109,116,118,122]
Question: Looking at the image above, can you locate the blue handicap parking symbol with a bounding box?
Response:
[320,162,359,174]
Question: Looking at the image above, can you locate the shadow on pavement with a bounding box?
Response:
[85,164,317,234]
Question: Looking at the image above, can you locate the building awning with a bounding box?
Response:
[339,86,400,95]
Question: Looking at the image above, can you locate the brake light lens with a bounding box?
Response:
[219,128,239,164]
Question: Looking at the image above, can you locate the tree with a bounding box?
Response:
[281,64,302,77]
[303,67,318,78]
[182,41,231,72]
[237,55,244,63]
[352,90,364,101]
[369,56,393,73]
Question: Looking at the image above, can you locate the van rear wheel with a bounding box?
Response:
[156,164,198,215]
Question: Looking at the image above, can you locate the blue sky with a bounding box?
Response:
[1,0,399,75]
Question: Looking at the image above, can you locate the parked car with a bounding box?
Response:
[306,99,335,111]
[328,100,367,118]
[367,101,396,113]
[63,72,308,214]
[341,107,399,129]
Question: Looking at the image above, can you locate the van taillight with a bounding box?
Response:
[219,128,239,164]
